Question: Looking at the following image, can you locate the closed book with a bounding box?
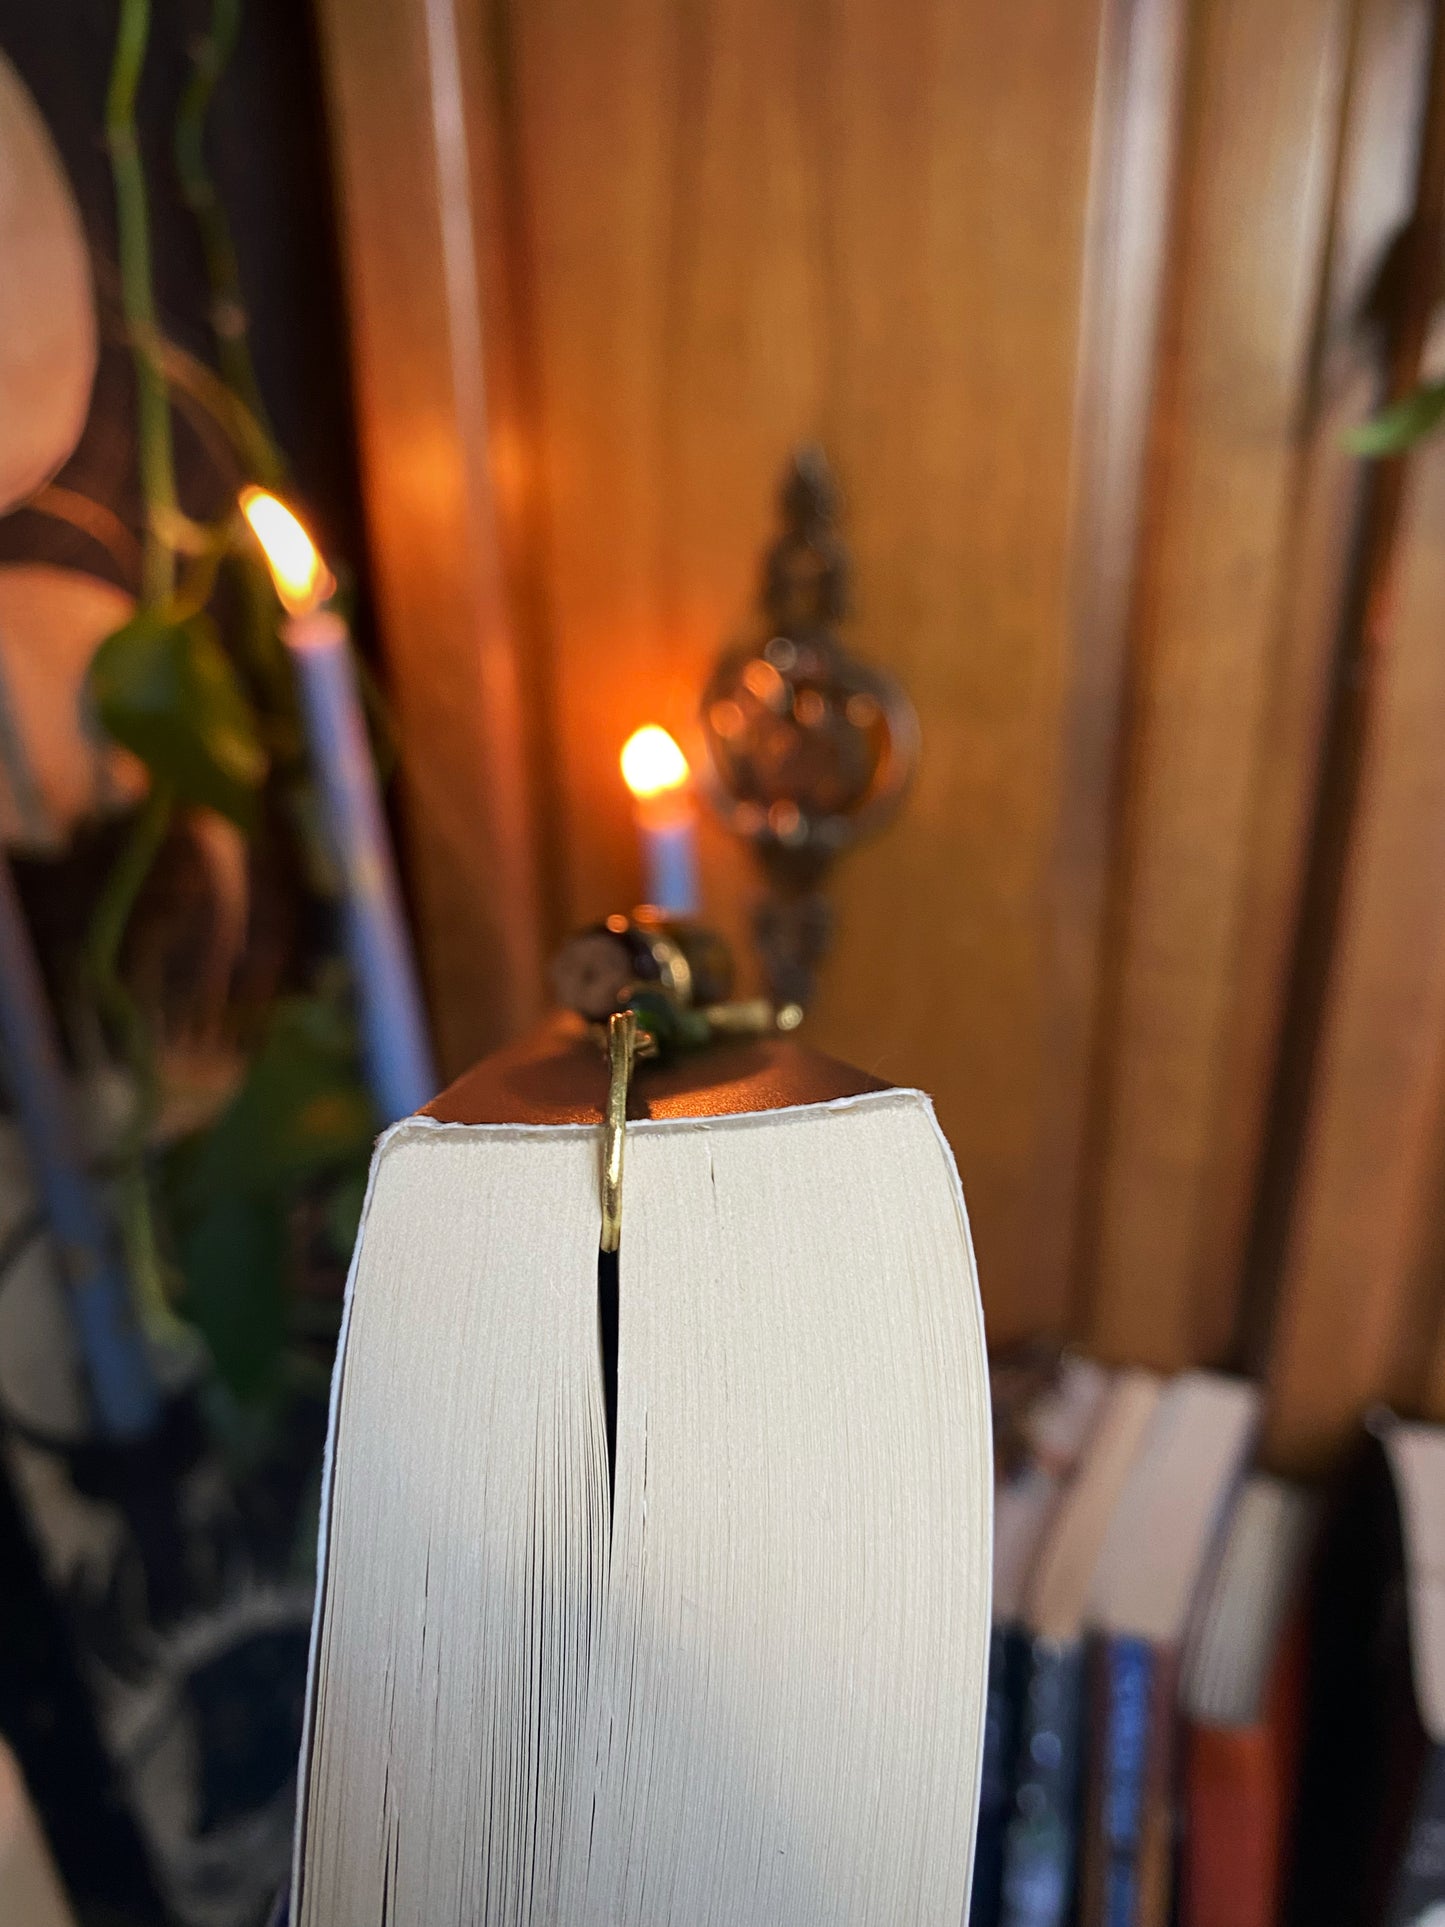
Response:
[1184,1719,1297,1927]
[999,1638,1090,1927]
[976,1625,1032,1927]
[974,1358,1110,1927]
[1291,1417,1445,1927]
[1179,1476,1314,1927]
[1078,1372,1261,1927]
[292,1027,994,1927]
[1083,1637,1177,1927]
[997,1371,1163,1927]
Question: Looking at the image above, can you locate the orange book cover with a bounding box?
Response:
[1180,1617,1306,1927]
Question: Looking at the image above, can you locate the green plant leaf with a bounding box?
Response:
[172,995,377,1208]
[323,1166,369,1260]
[1344,378,1445,457]
[88,608,267,827]
[180,1190,287,1404]
[166,997,375,1402]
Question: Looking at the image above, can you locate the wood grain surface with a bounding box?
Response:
[498,0,1111,1342]
[1264,428,1445,1469]
[1260,0,1445,1470]
[311,0,545,1071]
[317,0,1445,1459]
[1082,0,1348,1369]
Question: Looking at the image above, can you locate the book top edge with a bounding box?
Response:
[397,1084,925,1148]
[419,1016,894,1128]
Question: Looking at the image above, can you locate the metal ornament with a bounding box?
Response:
[600,1009,635,1254]
[552,913,803,1249]
[701,445,919,1008]
[550,909,734,1024]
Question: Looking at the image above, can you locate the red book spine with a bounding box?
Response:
[1182,1726,1277,1927]
[1180,1621,1306,1927]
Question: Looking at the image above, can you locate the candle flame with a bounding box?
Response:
[239,487,335,615]
[621,725,690,798]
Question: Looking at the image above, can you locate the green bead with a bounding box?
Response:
[626,988,709,1060]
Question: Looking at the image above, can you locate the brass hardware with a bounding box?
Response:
[700,446,918,1009]
[701,997,804,1037]
[600,1008,636,1254]
[551,912,732,1024]
[561,919,803,1248]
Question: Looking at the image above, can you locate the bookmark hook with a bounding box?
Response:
[601,1008,637,1252]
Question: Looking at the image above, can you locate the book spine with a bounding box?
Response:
[997,1638,1088,1927]
[1180,1723,1273,1927]
[973,1624,1029,1927]
[1080,1635,1177,1927]
[1182,1608,1307,1927]
[1385,1745,1445,1927]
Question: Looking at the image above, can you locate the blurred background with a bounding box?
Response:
[2,0,1445,1920]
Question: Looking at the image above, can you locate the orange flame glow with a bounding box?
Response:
[621,725,690,799]
[239,487,335,616]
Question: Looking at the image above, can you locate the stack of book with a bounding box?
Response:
[976,1362,1445,1927]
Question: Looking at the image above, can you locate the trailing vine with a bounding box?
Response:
[104,0,178,606]
[80,0,377,1420]
[173,0,281,478]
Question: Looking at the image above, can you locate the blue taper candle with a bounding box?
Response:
[242,489,437,1124]
[621,725,700,916]
[283,610,438,1122]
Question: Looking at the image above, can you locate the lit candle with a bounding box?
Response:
[241,488,437,1123]
[620,725,699,915]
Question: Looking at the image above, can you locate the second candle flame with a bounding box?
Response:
[621,725,690,799]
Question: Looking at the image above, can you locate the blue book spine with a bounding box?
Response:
[973,1625,1029,1927]
[1092,1635,1156,1927]
[997,1639,1088,1927]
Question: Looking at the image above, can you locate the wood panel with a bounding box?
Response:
[1225,0,1435,1377]
[1080,0,1350,1370]
[1264,428,1445,1469]
[311,0,545,1073]
[506,0,1110,1340]
[1259,0,1445,1470]
[1034,0,1192,1349]
[316,0,1445,1457]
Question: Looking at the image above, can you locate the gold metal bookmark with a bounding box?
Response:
[600,1008,636,1254]
[577,913,806,1250]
